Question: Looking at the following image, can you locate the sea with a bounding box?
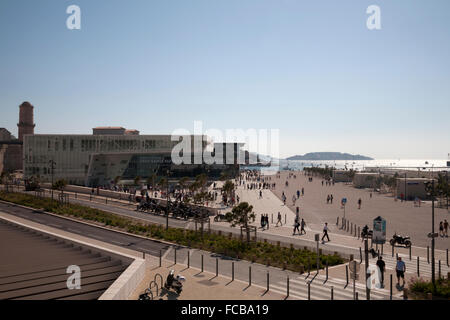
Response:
[242,159,450,173]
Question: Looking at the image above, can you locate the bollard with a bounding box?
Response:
[360,247,363,263]
[336,217,339,225]
[358,226,360,239]
[439,260,441,279]
[390,274,393,300]
[201,255,204,273]
[345,265,349,288]
[354,226,357,237]
[427,246,430,264]
[174,248,177,264]
[266,272,269,292]
[447,249,449,267]
[417,256,420,277]
[285,214,287,224]
[331,286,334,300]
[271,214,273,224]
[392,245,394,257]
[409,246,412,261]
[188,251,190,268]
[287,276,289,298]
[159,250,162,267]
[249,266,252,286]
[307,281,311,300]
[355,292,358,300]
[232,262,234,282]
[323,260,329,284]
[216,258,219,277]
[351,223,353,234]
[143,252,145,259]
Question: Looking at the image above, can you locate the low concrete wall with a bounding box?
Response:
[99,258,146,300]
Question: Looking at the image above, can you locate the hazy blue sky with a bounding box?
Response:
[1,0,449,159]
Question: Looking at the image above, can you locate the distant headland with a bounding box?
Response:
[286,152,374,161]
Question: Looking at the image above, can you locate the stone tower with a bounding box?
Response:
[17,101,35,142]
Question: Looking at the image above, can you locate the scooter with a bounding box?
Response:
[390,232,412,248]
[164,270,184,294]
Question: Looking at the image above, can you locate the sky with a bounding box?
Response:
[0,0,449,160]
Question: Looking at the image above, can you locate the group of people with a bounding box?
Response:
[326,194,334,204]
[260,214,270,230]
[439,219,449,237]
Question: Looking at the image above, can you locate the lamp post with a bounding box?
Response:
[49,159,56,201]
[166,168,170,231]
[425,179,436,292]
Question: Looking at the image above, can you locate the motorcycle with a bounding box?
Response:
[390,233,411,248]
[164,270,184,294]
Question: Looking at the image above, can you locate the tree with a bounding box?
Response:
[147,172,157,189]
[52,179,67,194]
[114,176,121,185]
[221,180,235,204]
[227,202,255,243]
[1,171,12,192]
[179,177,190,193]
[134,176,141,186]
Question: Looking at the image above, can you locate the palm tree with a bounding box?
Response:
[134,176,141,187]
[114,176,121,185]
[179,177,190,194]
[227,202,255,243]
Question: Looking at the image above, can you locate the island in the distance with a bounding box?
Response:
[286,152,374,161]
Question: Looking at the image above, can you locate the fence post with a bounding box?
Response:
[358,226,360,239]
[390,274,393,300]
[427,246,430,264]
[266,272,269,292]
[159,250,162,267]
[336,217,339,226]
[216,258,219,277]
[447,249,449,267]
[287,276,289,298]
[355,292,358,300]
[188,251,190,268]
[331,286,334,300]
[409,246,412,261]
[201,254,204,273]
[249,266,252,286]
[232,262,234,282]
[307,281,311,300]
[417,256,420,277]
[174,248,177,264]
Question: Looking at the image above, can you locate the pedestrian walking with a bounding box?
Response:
[300,218,306,235]
[376,256,386,288]
[396,256,406,287]
[327,195,330,204]
[330,194,333,204]
[444,220,449,237]
[276,212,282,226]
[293,218,300,235]
[439,221,444,237]
[321,223,330,243]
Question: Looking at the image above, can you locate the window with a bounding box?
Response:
[70,139,74,151]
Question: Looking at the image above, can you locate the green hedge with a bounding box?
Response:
[0,191,344,272]
[409,277,450,299]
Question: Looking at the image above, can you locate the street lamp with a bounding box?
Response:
[424,179,437,293]
[166,168,170,231]
[49,159,56,201]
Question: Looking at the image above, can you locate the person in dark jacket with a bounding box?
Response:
[376,256,386,288]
